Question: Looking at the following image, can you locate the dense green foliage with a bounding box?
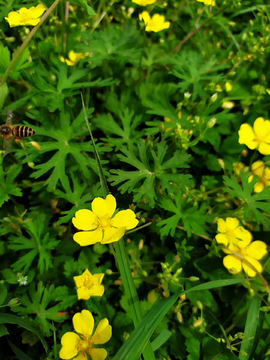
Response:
[1,0,270,359]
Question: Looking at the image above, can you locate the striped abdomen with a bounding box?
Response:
[12,126,35,138]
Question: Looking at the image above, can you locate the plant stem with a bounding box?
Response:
[0,0,60,88]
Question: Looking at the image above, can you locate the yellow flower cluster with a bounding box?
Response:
[60,51,89,66]
[139,11,170,32]
[197,0,215,5]
[216,218,267,277]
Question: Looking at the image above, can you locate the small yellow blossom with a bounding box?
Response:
[238,117,270,155]
[222,101,235,109]
[139,11,170,32]
[215,217,252,248]
[132,0,156,5]
[225,82,232,92]
[5,4,46,27]
[74,269,105,300]
[233,162,245,176]
[59,310,112,360]
[222,239,267,277]
[72,194,138,246]
[60,51,88,66]
[249,161,270,193]
[196,0,215,5]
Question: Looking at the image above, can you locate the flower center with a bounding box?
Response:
[95,214,113,230]
[21,12,32,22]
[77,336,93,356]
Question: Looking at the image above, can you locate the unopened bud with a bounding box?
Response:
[27,162,35,169]
[218,158,225,169]
[210,93,218,103]
[30,141,41,150]
[189,276,200,282]
[225,82,232,92]
[196,301,203,310]
[8,298,21,307]
[177,312,183,323]
[138,239,144,251]
[193,319,203,327]
[106,269,113,275]
[207,118,216,128]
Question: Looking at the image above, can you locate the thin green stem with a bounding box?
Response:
[0,0,60,88]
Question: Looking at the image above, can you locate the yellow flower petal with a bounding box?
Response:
[251,160,265,176]
[215,233,228,246]
[72,209,98,231]
[258,142,270,155]
[91,318,112,344]
[234,227,252,247]
[223,255,242,273]
[217,218,226,233]
[73,310,94,337]
[238,124,257,149]
[112,209,139,230]
[254,181,265,193]
[139,11,150,23]
[74,269,92,288]
[101,227,125,244]
[59,332,80,359]
[31,4,46,17]
[242,256,262,277]
[246,240,267,260]
[132,0,156,5]
[92,195,116,218]
[5,12,21,27]
[73,229,103,246]
[225,217,239,231]
[89,348,108,360]
[254,117,270,138]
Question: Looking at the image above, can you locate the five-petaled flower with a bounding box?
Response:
[139,11,170,32]
[249,161,270,193]
[5,4,46,27]
[215,217,252,248]
[60,51,88,66]
[196,0,215,5]
[72,194,139,246]
[59,310,112,360]
[132,0,156,5]
[74,269,105,300]
[238,117,270,155]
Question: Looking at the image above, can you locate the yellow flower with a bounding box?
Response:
[132,0,156,5]
[60,51,88,66]
[215,217,252,248]
[72,194,139,246]
[223,239,267,277]
[196,0,215,5]
[139,11,170,32]
[233,162,245,176]
[248,161,270,193]
[5,4,46,27]
[59,310,112,360]
[74,269,105,300]
[238,117,270,155]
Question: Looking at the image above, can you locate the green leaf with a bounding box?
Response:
[223,173,270,226]
[0,283,7,306]
[0,324,9,337]
[0,313,48,353]
[11,281,67,336]
[69,0,96,15]
[151,329,172,351]
[0,82,8,110]
[239,296,261,360]
[109,140,192,207]
[112,279,249,360]
[0,164,23,208]
[6,338,33,360]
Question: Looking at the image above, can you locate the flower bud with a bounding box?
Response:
[193,319,203,327]
[207,117,216,128]
[8,298,21,307]
[189,276,200,282]
[30,141,41,150]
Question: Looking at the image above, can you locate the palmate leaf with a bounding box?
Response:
[8,211,60,273]
[157,193,209,238]
[0,163,22,208]
[15,107,110,191]
[11,281,67,336]
[55,174,103,224]
[223,173,270,227]
[108,140,192,208]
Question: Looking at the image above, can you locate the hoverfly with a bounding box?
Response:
[0,110,35,157]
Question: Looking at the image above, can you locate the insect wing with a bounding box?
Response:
[6,110,14,125]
